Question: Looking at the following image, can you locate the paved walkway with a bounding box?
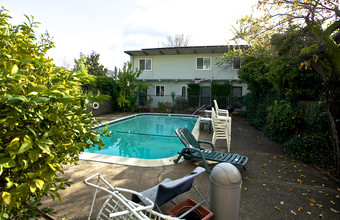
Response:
[42,113,339,219]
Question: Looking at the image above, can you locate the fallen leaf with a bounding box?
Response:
[302,193,308,196]
[336,195,339,199]
[298,179,303,184]
[262,163,267,168]
[255,153,260,155]
[289,188,294,191]
[330,200,335,205]
[273,156,277,159]
[262,184,267,187]
[244,187,247,190]
[316,204,323,209]
[319,191,324,194]
[267,188,270,191]
[309,198,316,203]
[337,188,340,192]
[330,208,340,213]
[280,201,284,205]
[319,214,324,218]
[311,180,316,183]
[274,206,281,211]
[309,203,315,207]
[275,187,280,191]
[291,210,297,215]
[298,207,303,212]
[307,211,312,215]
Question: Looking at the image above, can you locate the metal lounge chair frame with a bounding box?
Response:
[173,127,248,173]
[131,167,208,217]
[84,173,181,220]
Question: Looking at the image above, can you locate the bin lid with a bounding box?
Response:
[210,163,242,187]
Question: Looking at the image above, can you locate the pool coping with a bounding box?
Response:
[80,113,201,167]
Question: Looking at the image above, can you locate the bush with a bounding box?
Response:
[265,100,304,142]
[285,103,333,168]
[157,102,166,112]
[187,83,200,107]
[0,9,107,218]
[241,93,277,129]
[285,135,332,167]
[211,81,232,108]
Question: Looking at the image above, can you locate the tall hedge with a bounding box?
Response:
[211,81,232,108]
[187,83,200,107]
[0,9,108,218]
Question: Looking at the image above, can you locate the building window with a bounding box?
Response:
[232,86,242,97]
[196,57,211,70]
[181,85,187,97]
[139,58,152,71]
[233,56,241,69]
[156,85,165,97]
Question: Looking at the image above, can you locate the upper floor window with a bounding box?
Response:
[139,58,152,71]
[196,57,211,70]
[156,85,165,97]
[233,56,241,69]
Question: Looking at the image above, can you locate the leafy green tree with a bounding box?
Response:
[85,51,108,76]
[73,53,96,86]
[0,8,108,218]
[229,0,340,175]
[117,62,148,110]
[237,55,272,96]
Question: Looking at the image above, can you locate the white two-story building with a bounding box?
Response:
[124,45,249,109]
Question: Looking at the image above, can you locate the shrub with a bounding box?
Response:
[285,135,332,167]
[211,81,232,108]
[0,9,108,218]
[241,93,277,129]
[157,102,166,112]
[265,100,304,142]
[187,83,200,107]
[285,103,333,168]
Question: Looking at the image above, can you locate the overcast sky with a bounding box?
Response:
[2,0,258,70]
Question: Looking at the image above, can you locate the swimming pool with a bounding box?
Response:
[82,114,199,165]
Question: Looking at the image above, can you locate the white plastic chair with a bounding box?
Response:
[213,100,230,118]
[211,107,231,152]
[84,173,180,220]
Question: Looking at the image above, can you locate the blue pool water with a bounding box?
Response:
[85,114,198,159]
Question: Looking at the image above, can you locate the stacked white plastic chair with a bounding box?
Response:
[211,100,232,152]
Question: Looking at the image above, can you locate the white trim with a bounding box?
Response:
[196,57,212,70]
[181,85,188,98]
[139,58,152,71]
[232,56,241,70]
[155,85,165,97]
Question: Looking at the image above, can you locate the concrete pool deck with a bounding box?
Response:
[41,113,340,219]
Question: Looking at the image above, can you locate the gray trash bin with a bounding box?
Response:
[210,163,242,220]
